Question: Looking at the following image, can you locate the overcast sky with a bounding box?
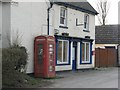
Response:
[87,0,120,25]
[12,0,119,25]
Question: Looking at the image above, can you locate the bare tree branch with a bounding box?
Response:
[96,0,110,25]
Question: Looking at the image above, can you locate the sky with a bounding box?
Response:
[87,0,120,25]
[10,0,120,25]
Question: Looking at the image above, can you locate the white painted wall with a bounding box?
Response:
[51,4,96,71]
[0,2,2,89]
[0,2,2,48]
[118,1,120,24]
[10,2,48,73]
[2,2,11,48]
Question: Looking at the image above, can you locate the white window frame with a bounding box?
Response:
[81,42,90,63]
[84,14,89,31]
[60,7,67,26]
[57,40,69,64]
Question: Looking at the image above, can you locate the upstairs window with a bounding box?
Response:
[84,14,89,31]
[60,7,67,26]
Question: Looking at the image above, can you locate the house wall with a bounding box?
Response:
[118,1,120,24]
[10,1,49,73]
[2,2,11,48]
[51,4,95,39]
[51,4,95,71]
[0,2,1,89]
[0,2,2,48]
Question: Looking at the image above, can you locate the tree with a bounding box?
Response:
[97,0,110,25]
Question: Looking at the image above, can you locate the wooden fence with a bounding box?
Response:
[118,45,120,66]
[95,48,117,67]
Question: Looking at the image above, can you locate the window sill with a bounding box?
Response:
[83,30,90,32]
[56,63,70,66]
[80,61,91,64]
[59,26,68,29]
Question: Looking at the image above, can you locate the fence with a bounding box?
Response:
[118,45,120,66]
[95,48,117,67]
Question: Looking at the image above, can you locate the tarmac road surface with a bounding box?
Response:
[44,67,118,88]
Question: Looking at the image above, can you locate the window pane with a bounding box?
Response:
[86,43,89,61]
[60,7,67,25]
[84,22,87,28]
[58,41,62,62]
[63,9,65,17]
[60,17,65,24]
[84,15,87,22]
[63,41,68,62]
[84,15,89,30]
[60,8,63,16]
[38,44,43,64]
[82,43,85,61]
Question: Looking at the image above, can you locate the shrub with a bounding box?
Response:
[2,46,28,72]
[2,46,28,87]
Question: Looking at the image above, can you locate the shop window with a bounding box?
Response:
[57,40,69,64]
[81,42,90,63]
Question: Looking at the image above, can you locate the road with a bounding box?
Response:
[44,67,118,88]
[0,48,1,90]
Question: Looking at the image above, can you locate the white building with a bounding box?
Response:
[1,0,50,73]
[1,0,98,73]
[0,1,2,48]
[118,1,120,24]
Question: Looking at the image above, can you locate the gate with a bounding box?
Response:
[95,47,117,67]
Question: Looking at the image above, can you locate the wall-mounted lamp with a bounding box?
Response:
[54,29,59,35]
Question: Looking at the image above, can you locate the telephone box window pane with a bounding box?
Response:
[82,43,85,61]
[58,41,62,62]
[63,41,68,62]
[38,44,43,64]
[86,43,89,61]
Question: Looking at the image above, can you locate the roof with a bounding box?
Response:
[53,0,98,15]
[95,25,120,44]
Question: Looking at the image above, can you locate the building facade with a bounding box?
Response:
[1,0,97,73]
[0,1,2,48]
[51,2,97,71]
[118,1,120,24]
[1,0,49,73]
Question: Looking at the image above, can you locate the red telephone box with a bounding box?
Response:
[34,35,56,78]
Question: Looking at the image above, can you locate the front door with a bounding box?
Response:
[72,42,77,71]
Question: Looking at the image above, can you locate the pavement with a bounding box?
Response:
[0,48,1,90]
[44,67,118,88]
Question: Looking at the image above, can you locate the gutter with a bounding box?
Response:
[47,2,53,35]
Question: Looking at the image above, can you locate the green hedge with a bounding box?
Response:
[2,46,28,87]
